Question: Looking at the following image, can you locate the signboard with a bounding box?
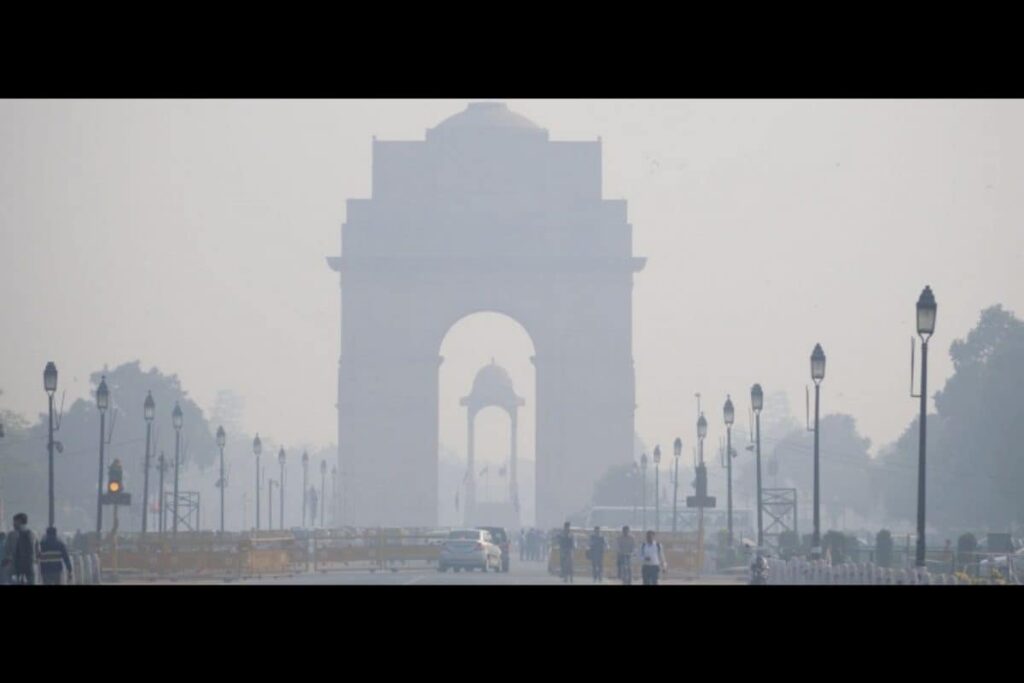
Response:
[100,492,132,506]
[686,495,716,509]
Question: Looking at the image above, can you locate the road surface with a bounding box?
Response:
[120,561,745,585]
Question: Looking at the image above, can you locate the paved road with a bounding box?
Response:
[141,562,745,586]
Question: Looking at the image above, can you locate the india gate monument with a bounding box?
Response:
[328,102,645,528]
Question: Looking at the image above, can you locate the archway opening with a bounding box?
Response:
[438,312,536,528]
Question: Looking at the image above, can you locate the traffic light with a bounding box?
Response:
[101,458,130,506]
[108,459,124,494]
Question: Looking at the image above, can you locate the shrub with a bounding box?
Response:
[876,529,893,568]
[778,530,799,559]
[823,530,846,564]
[957,532,978,567]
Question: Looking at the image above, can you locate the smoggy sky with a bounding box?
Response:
[1,99,1021,463]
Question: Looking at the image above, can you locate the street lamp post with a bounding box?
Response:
[331,465,337,527]
[653,446,661,533]
[640,452,648,531]
[751,384,764,549]
[628,463,638,525]
[278,448,286,530]
[157,452,168,534]
[697,413,708,569]
[268,478,277,529]
[672,437,682,534]
[172,402,183,536]
[320,460,326,529]
[216,426,226,534]
[723,396,735,547]
[44,362,57,528]
[810,343,826,559]
[302,451,309,529]
[142,391,154,534]
[253,435,262,531]
[915,286,937,570]
[95,376,109,535]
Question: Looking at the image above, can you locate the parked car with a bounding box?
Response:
[439,528,502,573]
[979,547,1024,577]
[477,526,510,572]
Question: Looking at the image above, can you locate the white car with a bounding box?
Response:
[979,548,1024,577]
[438,528,502,573]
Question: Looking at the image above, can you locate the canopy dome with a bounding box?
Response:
[461,359,525,411]
[428,102,547,140]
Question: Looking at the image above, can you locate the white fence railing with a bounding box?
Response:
[762,558,1016,585]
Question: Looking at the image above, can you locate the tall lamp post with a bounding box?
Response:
[697,413,708,568]
[810,343,826,559]
[331,465,337,526]
[278,448,286,530]
[640,452,648,531]
[44,362,58,528]
[142,391,154,534]
[914,286,937,570]
[653,445,661,533]
[723,395,735,547]
[216,426,226,534]
[95,376,109,535]
[268,478,277,529]
[172,402,183,536]
[672,437,682,534]
[301,451,309,529]
[320,460,327,529]
[157,452,168,534]
[750,384,764,549]
[253,435,262,531]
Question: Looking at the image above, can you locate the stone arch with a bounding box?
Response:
[329,102,644,528]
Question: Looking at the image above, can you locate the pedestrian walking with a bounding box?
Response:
[39,527,73,585]
[2,513,40,585]
[519,529,526,561]
[588,526,606,583]
[617,525,635,585]
[0,532,7,585]
[639,530,668,585]
[558,522,575,583]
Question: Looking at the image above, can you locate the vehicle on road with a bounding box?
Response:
[979,547,1024,582]
[439,528,502,573]
[477,526,510,572]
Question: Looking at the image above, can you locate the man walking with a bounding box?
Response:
[617,525,636,585]
[588,526,606,583]
[558,522,575,583]
[2,513,40,585]
[39,527,73,585]
[639,530,668,585]
[0,532,7,585]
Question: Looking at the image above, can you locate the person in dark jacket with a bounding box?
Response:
[588,526,606,583]
[0,532,7,585]
[2,513,40,585]
[558,522,575,583]
[39,527,73,585]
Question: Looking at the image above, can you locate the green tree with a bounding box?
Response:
[876,305,1024,530]
[0,362,217,532]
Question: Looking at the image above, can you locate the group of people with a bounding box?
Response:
[0,513,74,585]
[517,528,548,562]
[557,523,669,585]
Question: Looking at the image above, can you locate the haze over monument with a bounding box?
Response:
[1,98,1021,487]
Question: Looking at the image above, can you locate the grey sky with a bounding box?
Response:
[1,99,1021,463]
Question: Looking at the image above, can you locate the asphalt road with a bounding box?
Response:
[216,561,745,585]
